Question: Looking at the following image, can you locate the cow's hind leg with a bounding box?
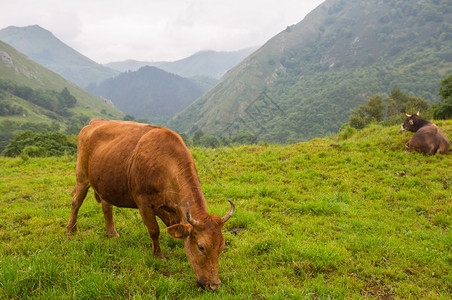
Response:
[137,202,164,259]
[66,182,89,235]
[98,196,120,238]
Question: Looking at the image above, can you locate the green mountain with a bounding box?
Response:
[0,40,123,150]
[167,0,452,143]
[106,47,257,79]
[0,25,119,88]
[87,66,203,123]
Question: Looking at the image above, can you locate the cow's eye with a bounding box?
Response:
[198,245,205,252]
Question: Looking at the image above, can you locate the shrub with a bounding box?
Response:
[199,134,221,148]
[337,124,357,140]
[22,145,46,157]
[1,131,77,157]
[233,131,258,145]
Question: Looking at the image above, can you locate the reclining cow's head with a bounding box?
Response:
[401,111,420,132]
[167,200,234,290]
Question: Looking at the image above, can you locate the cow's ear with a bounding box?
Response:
[167,224,191,239]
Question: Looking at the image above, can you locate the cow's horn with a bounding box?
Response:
[416,111,420,116]
[221,200,235,223]
[186,202,200,228]
[405,113,411,117]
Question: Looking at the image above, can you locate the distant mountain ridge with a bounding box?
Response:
[0,25,119,88]
[87,66,203,123]
[105,47,257,79]
[167,0,452,143]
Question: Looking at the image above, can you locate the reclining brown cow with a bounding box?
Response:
[66,118,234,290]
[401,112,450,155]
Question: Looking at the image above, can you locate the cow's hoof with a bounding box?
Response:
[66,228,77,236]
[154,251,165,260]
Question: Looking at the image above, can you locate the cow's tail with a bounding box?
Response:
[432,142,441,155]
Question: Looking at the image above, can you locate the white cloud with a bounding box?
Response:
[0,0,324,63]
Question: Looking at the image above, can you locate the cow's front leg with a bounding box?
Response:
[137,202,164,259]
[100,199,120,237]
[405,142,412,153]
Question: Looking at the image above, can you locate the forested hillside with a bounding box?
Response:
[168,0,452,143]
[0,41,123,152]
[87,66,203,123]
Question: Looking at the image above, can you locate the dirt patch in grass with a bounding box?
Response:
[362,280,395,300]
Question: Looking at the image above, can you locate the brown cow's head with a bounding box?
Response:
[167,200,234,290]
[401,111,421,132]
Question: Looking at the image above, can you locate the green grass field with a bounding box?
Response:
[1,122,451,299]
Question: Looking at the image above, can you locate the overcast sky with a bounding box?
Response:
[0,0,324,64]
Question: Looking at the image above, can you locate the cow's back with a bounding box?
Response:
[435,125,450,154]
[422,124,450,154]
[407,124,450,155]
[76,119,160,207]
[128,126,207,224]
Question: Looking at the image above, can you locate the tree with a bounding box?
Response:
[385,89,430,119]
[364,94,385,122]
[193,129,204,146]
[434,74,452,119]
[14,85,33,100]
[199,134,221,148]
[349,89,431,129]
[349,108,368,129]
[60,87,77,108]
[123,115,136,121]
[66,115,90,135]
[349,94,384,129]
[232,131,258,145]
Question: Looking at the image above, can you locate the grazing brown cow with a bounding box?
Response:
[66,118,234,290]
[401,112,450,155]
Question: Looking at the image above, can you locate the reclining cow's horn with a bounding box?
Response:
[406,113,411,117]
[186,202,200,228]
[221,200,235,223]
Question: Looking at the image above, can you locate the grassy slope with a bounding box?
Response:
[0,41,123,126]
[0,121,451,299]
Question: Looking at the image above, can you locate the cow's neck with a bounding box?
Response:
[180,183,209,221]
[179,163,209,220]
[157,174,209,227]
[415,118,433,131]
